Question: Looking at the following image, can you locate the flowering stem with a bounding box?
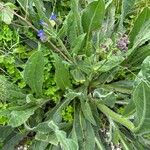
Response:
[0,3,73,63]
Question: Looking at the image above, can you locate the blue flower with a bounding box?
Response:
[37,29,46,41]
[50,12,57,20]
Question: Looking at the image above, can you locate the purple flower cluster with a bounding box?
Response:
[116,35,130,51]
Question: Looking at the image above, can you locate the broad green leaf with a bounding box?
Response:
[133,81,150,134]
[0,3,16,24]
[24,51,45,97]
[129,7,150,48]
[82,0,105,33]
[132,19,150,49]
[54,54,71,90]
[48,121,78,150]
[81,101,96,126]
[8,106,37,127]
[1,8,14,24]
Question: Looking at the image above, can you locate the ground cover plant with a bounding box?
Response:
[0,0,150,149]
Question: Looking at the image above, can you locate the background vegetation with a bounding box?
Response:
[0,0,150,149]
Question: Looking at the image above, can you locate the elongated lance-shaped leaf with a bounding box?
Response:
[118,0,135,31]
[133,81,150,135]
[82,0,105,34]
[74,105,95,150]
[24,51,45,97]
[80,100,96,126]
[54,54,72,90]
[132,19,150,49]
[129,7,150,48]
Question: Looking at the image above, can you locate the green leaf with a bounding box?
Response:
[0,3,15,24]
[24,51,45,97]
[82,0,105,33]
[118,0,136,31]
[77,111,95,150]
[0,75,26,103]
[123,100,135,117]
[48,121,78,150]
[71,33,86,55]
[124,44,150,67]
[94,55,124,73]
[0,126,13,142]
[2,133,25,150]
[54,54,71,90]
[16,0,29,13]
[129,7,150,48]
[70,68,86,83]
[133,81,150,134]
[93,88,116,108]
[35,132,58,146]
[8,106,37,127]
[132,19,150,49]
[81,101,96,126]
[104,80,133,94]
[29,140,49,150]
[140,56,150,83]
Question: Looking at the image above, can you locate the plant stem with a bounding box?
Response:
[96,102,135,131]
[0,3,72,63]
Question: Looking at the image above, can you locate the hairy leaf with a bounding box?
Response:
[81,101,96,126]
[48,121,78,150]
[82,0,105,33]
[8,106,37,127]
[54,54,71,90]
[118,0,136,31]
[129,7,150,48]
[133,81,150,134]
[133,19,150,49]
[24,51,45,97]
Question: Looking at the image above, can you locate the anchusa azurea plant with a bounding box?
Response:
[0,0,150,150]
